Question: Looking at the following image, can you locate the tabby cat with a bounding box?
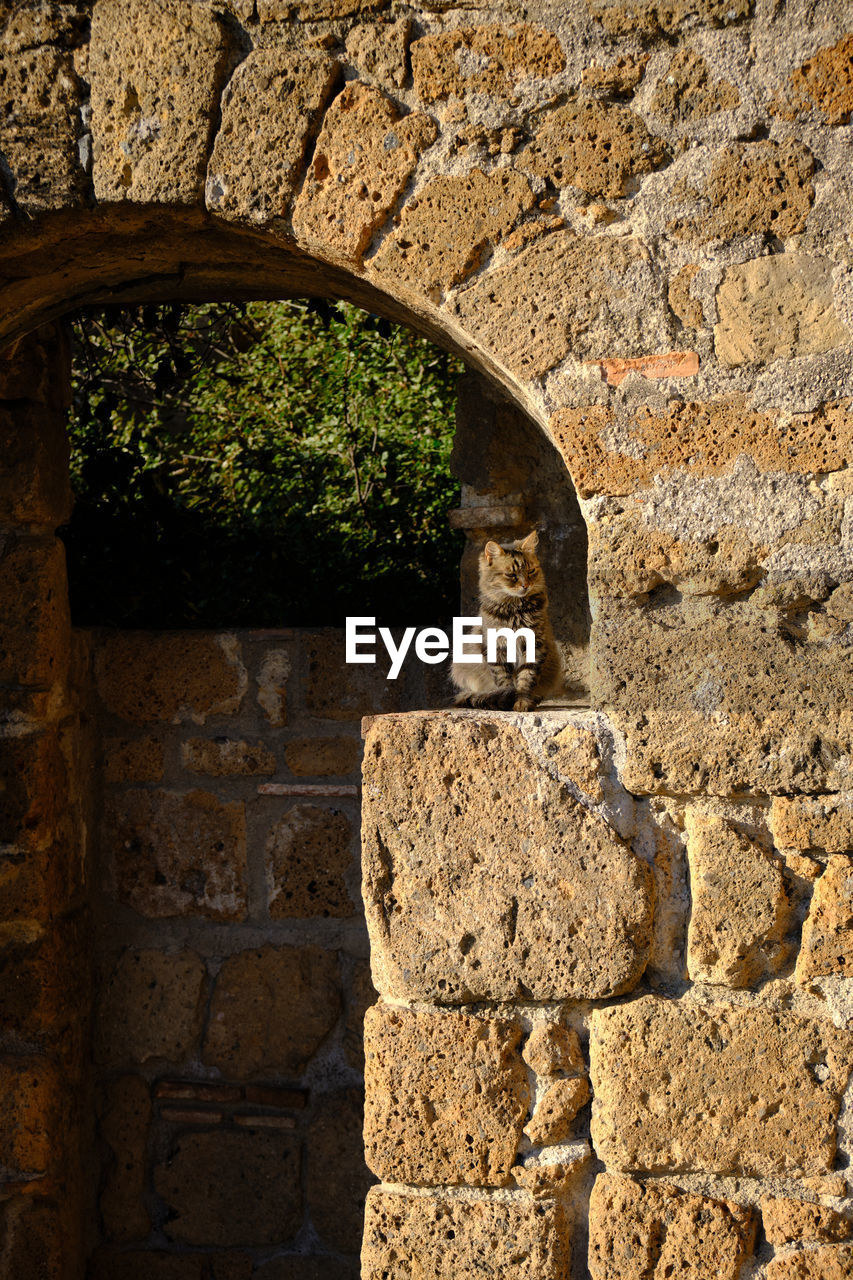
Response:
[451,530,564,712]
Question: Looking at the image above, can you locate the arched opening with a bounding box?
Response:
[0,222,589,1276]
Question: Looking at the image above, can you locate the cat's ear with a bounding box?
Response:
[518,530,539,554]
[483,541,503,565]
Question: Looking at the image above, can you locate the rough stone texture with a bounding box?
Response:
[0,729,67,854]
[0,3,88,214]
[671,141,815,242]
[363,1003,529,1186]
[95,632,247,724]
[552,396,853,500]
[181,737,276,776]
[590,996,853,1177]
[764,1245,853,1279]
[371,168,535,299]
[202,945,341,1079]
[0,539,70,688]
[525,1076,590,1146]
[362,713,654,1002]
[256,648,290,726]
[410,25,565,102]
[95,948,207,1065]
[0,914,89,1045]
[362,1187,571,1280]
[761,1196,852,1245]
[206,50,340,226]
[284,736,360,776]
[588,0,752,36]
[154,1130,302,1247]
[305,631,402,719]
[0,403,72,526]
[685,812,792,987]
[104,736,164,783]
[0,1198,66,1280]
[588,1174,756,1280]
[292,83,437,265]
[669,263,703,328]
[265,804,355,918]
[771,796,853,853]
[715,255,849,367]
[306,1088,375,1252]
[106,789,247,920]
[582,54,648,97]
[453,229,673,380]
[772,33,853,126]
[512,1148,591,1198]
[346,17,411,89]
[343,958,377,1072]
[89,0,231,203]
[520,100,668,198]
[796,857,853,985]
[99,1074,151,1243]
[523,1023,585,1076]
[650,49,739,121]
[0,1057,62,1182]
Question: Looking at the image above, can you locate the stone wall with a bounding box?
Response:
[86,627,443,1279]
[3,0,853,1277]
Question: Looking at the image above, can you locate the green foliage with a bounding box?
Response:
[63,299,465,627]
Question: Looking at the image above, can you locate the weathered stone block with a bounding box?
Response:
[523,1023,584,1077]
[106,789,247,920]
[590,996,853,1177]
[765,1244,853,1279]
[154,1130,302,1246]
[362,1187,571,1280]
[772,33,853,125]
[0,730,67,851]
[256,647,290,726]
[305,632,402,719]
[715,255,849,367]
[307,1088,374,1252]
[202,945,341,1078]
[181,737,275,776]
[104,736,164,783]
[0,4,88,214]
[255,1260,358,1280]
[520,99,667,198]
[671,140,814,242]
[284,736,360,777]
[761,1195,852,1245]
[292,83,437,265]
[371,169,534,298]
[343,958,376,1072]
[0,1197,65,1280]
[796,857,853,985]
[95,632,247,724]
[90,0,231,203]
[686,812,792,987]
[453,230,672,380]
[547,724,604,801]
[588,1173,756,1280]
[364,1004,529,1186]
[206,50,340,225]
[650,49,739,121]
[0,539,70,687]
[362,712,654,1002]
[588,0,751,36]
[346,17,411,89]
[410,25,565,101]
[265,804,355,918]
[96,948,207,1066]
[0,914,89,1043]
[99,1075,151,1243]
[525,1077,590,1146]
[771,795,853,853]
[0,403,72,525]
[0,1056,62,1182]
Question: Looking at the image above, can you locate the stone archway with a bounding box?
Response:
[3,1,853,1277]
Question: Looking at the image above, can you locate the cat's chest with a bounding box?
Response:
[483,594,545,629]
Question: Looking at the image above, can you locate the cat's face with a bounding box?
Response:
[482,531,542,597]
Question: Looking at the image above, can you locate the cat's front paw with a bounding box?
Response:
[512,695,538,712]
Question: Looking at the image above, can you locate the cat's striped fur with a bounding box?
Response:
[451,530,564,712]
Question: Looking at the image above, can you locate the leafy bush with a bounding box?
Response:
[63,299,464,628]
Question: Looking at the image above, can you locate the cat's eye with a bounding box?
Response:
[507,574,517,583]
